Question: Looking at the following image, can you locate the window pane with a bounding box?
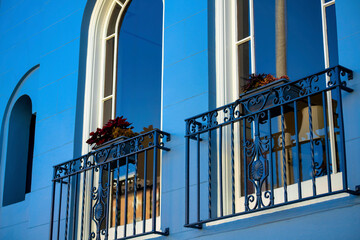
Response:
[103,98,112,124]
[238,41,251,93]
[104,37,115,98]
[237,0,250,40]
[287,0,324,80]
[254,0,275,75]
[116,0,162,132]
[107,4,121,36]
[326,5,338,67]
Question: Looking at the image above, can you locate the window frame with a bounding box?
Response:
[215,0,340,216]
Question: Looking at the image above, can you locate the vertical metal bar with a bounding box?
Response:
[336,68,348,190]
[293,101,302,200]
[142,150,148,233]
[243,119,248,211]
[115,160,120,239]
[88,168,95,240]
[71,174,79,240]
[197,133,201,222]
[322,91,332,192]
[80,171,86,240]
[65,176,71,240]
[49,178,56,240]
[124,156,129,237]
[231,122,235,214]
[208,130,212,219]
[185,135,190,225]
[57,179,63,240]
[105,162,111,240]
[268,110,274,205]
[281,106,288,202]
[219,126,223,217]
[308,96,317,196]
[152,131,158,232]
[133,153,138,235]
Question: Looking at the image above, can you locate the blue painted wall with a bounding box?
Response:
[0,0,359,239]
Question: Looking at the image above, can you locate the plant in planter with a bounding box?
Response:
[242,73,289,93]
[86,116,138,147]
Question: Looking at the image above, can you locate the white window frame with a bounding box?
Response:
[214,0,342,217]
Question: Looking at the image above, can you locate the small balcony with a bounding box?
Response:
[184,66,357,228]
[49,129,170,240]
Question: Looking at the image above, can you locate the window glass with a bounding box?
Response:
[107,4,121,36]
[237,0,250,40]
[254,0,275,75]
[104,37,115,98]
[287,0,324,80]
[326,4,339,67]
[238,41,251,90]
[116,0,162,132]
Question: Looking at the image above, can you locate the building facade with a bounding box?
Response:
[0,0,360,239]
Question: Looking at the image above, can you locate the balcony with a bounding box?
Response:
[184,66,358,228]
[49,129,170,240]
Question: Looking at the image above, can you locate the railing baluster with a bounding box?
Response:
[142,150,148,233]
[124,156,129,237]
[322,91,332,193]
[71,174,79,240]
[280,106,288,202]
[105,162,111,240]
[64,176,71,240]
[197,133,201,222]
[152,131,158,232]
[49,176,56,240]
[57,179,63,240]
[243,119,248,211]
[185,136,190,225]
[268,109,274,205]
[80,171,86,240]
[336,68,348,190]
[133,153,138,235]
[219,126,223,217]
[308,96,316,196]
[88,168,95,239]
[231,122,235,214]
[293,101,302,200]
[115,160,120,239]
[208,130,212,219]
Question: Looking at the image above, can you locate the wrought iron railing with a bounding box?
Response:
[184,66,356,228]
[49,129,170,240]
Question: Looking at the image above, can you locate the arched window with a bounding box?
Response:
[3,95,35,206]
[81,0,164,236]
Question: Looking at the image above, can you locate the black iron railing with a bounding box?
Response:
[49,129,170,240]
[184,66,356,228]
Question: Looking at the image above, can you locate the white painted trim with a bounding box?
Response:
[321,0,337,173]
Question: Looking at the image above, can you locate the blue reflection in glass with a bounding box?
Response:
[254,0,276,75]
[287,0,324,80]
[116,0,163,132]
